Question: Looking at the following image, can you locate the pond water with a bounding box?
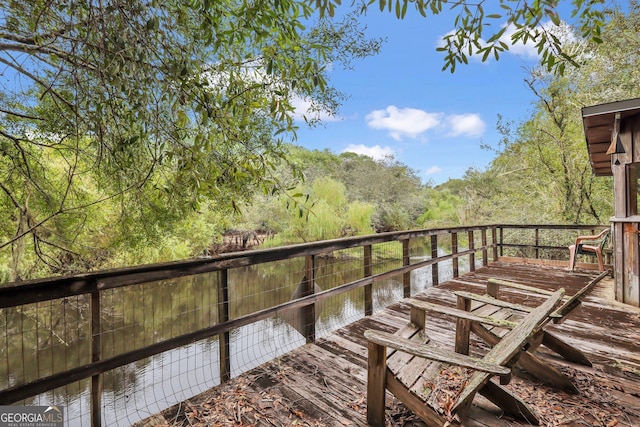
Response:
[5,245,470,426]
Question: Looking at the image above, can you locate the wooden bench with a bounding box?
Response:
[448,271,608,393]
[365,288,565,426]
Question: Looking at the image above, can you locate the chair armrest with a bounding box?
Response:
[574,228,609,245]
[364,329,511,376]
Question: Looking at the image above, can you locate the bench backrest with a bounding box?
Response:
[453,288,565,411]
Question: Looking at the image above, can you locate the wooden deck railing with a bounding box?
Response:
[0,224,606,426]
[497,224,609,260]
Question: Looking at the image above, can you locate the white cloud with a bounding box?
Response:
[365,106,442,141]
[445,114,486,138]
[425,166,442,175]
[291,96,341,123]
[365,105,486,140]
[343,144,396,161]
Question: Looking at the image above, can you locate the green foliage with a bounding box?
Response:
[347,201,376,235]
[283,147,425,232]
[419,186,464,227]
[275,175,376,242]
[346,0,606,74]
[454,2,640,226]
[0,0,616,281]
[313,176,347,208]
[420,4,640,227]
[0,1,381,279]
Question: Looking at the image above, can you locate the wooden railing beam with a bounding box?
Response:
[218,269,231,382]
[364,245,373,316]
[431,235,439,287]
[402,239,411,298]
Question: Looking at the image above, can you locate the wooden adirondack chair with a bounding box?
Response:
[364,288,565,426]
[434,272,606,395]
[568,228,610,272]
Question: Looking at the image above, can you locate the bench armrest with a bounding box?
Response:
[364,329,511,377]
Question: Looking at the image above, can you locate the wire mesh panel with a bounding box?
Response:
[1,297,91,388]
[97,273,220,426]
[101,339,221,426]
[314,248,367,336]
[101,274,219,358]
[227,259,308,382]
[0,296,91,426]
[498,225,607,261]
[27,381,91,427]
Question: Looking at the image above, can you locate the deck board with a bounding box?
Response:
[135,262,640,427]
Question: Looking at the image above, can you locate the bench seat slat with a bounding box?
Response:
[454,291,563,319]
[407,298,518,329]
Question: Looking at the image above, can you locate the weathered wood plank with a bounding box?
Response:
[553,269,609,320]
[453,289,565,413]
[364,330,511,376]
[454,290,560,317]
[407,298,518,329]
[488,277,556,296]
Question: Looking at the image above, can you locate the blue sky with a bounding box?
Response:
[292,7,545,185]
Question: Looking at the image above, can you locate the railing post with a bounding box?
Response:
[452,232,459,278]
[364,245,373,316]
[481,228,488,266]
[218,269,231,382]
[468,230,475,272]
[535,228,540,259]
[402,239,411,297]
[431,235,439,286]
[493,227,499,261]
[303,255,316,342]
[90,289,102,427]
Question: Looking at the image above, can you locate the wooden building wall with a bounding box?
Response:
[611,114,640,306]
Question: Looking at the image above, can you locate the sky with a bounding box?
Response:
[291,6,546,185]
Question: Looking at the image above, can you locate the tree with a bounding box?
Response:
[509,2,640,224]
[457,1,640,226]
[0,0,609,279]
[0,1,381,278]
[333,152,425,231]
[281,176,375,242]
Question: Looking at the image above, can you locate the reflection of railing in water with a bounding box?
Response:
[0,224,605,426]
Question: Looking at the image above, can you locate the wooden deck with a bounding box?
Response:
[137,262,640,426]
